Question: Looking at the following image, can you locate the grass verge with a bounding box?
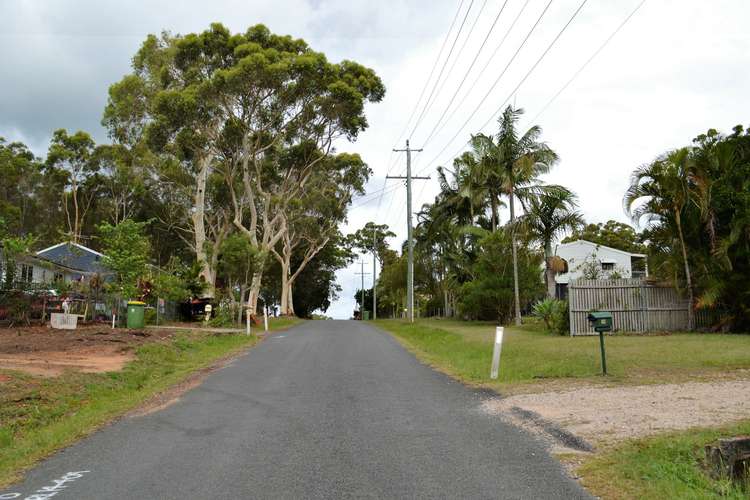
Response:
[0,317,301,487]
[578,420,750,499]
[374,318,750,392]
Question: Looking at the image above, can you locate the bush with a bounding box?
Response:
[532,298,569,335]
[457,229,544,322]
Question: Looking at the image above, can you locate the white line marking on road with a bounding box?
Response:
[2,470,90,499]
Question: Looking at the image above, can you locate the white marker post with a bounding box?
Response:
[490,326,504,379]
[263,306,269,332]
[245,307,251,336]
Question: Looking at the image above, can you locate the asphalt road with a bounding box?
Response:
[2,320,590,499]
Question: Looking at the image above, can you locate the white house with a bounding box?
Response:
[0,242,110,286]
[552,239,648,298]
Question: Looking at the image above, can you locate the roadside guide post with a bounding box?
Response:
[587,312,613,375]
[490,326,504,379]
[264,306,269,332]
[245,307,251,336]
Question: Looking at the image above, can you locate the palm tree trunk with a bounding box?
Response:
[545,242,556,299]
[509,184,522,326]
[490,196,498,232]
[675,211,695,330]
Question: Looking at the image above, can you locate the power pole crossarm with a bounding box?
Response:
[388,140,429,323]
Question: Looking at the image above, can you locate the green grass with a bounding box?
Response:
[578,420,750,499]
[0,317,301,486]
[375,318,750,391]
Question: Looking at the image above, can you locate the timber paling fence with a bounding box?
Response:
[568,278,712,335]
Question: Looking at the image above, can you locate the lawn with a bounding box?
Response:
[0,317,301,487]
[374,318,750,392]
[578,420,750,499]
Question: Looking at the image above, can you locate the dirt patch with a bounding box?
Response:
[484,379,750,445]
[0,324,176,376]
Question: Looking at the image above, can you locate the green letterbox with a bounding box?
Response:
[587,311,613,375]
[587,311,613,333]
[127,301,146,329]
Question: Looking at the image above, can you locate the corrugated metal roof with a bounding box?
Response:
[36,242,109,274]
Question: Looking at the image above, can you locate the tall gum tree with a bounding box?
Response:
[103,28,239,298]
[203,24,384,315]
[272,152,370,316]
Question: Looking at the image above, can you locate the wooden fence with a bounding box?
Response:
[568,278,699,335]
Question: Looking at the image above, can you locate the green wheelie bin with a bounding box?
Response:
[127,301,146,329]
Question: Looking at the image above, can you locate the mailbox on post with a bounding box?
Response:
[587,311,613,375]
[587,311,612,333]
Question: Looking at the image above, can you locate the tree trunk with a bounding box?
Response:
[676,211,695,330]
[490,196,498,233]
[246,270,263,317]
[545,242,556,299]
[287,282,295,317]
[237,284,246,325]
[509,184,522,325]
[192,154,216,298]
[72,179,80,244]
[279,260,293,316]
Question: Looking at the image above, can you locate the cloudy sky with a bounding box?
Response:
[3,0,749,318]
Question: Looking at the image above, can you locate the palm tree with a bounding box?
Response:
[625,148,695,330]
[489,105,559,325]
[521,186,583,298]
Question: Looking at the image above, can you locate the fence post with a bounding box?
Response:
[490,326,504,379]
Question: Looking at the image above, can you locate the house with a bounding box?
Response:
[552,239,648,299]
[1,242,110,286]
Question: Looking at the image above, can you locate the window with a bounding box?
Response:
[20,264,34,282]
[601,262,614,271]
[54,272,64,283]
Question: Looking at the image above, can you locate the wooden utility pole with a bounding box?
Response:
[355,260,370,320]
[389,140,428,323]
[372,225,377,321]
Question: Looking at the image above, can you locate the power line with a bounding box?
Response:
[350,183,402,211]
[374,1,468,223]
[408,0,476,140]
[412,0,489,140]
[421,0,591,176]
[419,0,511,147]
[529,0,648,124]
[390,0,467,150]
[476,0,589,132]
[420,0,533,148]
[417,0,556,174]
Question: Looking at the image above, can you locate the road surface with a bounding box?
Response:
[2,320,589,499]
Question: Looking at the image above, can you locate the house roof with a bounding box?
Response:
[35,242,109,275]
[557,239,647,258]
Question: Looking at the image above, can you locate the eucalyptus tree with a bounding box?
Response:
[485,105,558,325]
[272,152,370,316]
[520,186,583,298]
[625,148,695,330]
[204,25,384,315]
[0,138,43,236]
[347,221,396,318]
[103,27,235,297]
[45,129,101,244]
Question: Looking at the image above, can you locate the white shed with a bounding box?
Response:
[553,240,647,297]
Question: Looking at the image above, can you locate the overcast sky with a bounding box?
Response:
[3,0,749,318]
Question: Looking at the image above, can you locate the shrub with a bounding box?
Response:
[532,298,569,335]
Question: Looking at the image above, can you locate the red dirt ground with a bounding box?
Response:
[0,324,176,376]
